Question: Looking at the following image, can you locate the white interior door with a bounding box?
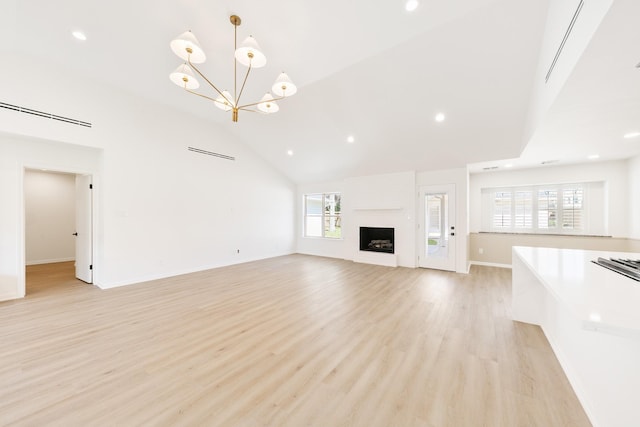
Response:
[75,175,93,283]
[418,184,456,271]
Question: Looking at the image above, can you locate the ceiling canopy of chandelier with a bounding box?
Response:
[169,15,297,122]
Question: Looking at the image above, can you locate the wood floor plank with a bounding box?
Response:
[0,257,591,426]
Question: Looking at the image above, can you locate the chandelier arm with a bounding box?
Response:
[188,59,234,106]
[237,107,259,113]
[237,95,285,110]
[184,88,233,108]
[235,63,253,106]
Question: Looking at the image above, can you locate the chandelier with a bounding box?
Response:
[169,15,297,122]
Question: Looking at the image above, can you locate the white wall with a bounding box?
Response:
[522,0,613,148]
[469,160,629,237]
[24,170,76,265]
[628,154,640,240]
[0,52,295,300]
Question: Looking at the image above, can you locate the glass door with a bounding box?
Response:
[418,184,456,271]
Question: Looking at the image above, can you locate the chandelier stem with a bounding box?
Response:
[234,22,237,104]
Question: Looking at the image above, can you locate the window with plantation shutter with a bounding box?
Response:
[514,191,533,229]
[493,191,511,229]
[562,187,583,230]
[538,189,557,229]
[480,182,600,235]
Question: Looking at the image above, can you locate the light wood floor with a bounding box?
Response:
[0,256,590,426]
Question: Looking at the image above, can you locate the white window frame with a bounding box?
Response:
[303,192,342,239]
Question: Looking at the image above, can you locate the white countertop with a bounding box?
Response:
[513,246,640,336]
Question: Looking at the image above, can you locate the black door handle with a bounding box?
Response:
[450,232,455,236]
[72,232,78,236]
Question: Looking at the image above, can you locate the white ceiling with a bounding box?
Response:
[3,0,639,182]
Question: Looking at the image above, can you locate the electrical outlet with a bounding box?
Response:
[479,248,484,255]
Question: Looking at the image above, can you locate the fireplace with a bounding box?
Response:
[359,227,395,254]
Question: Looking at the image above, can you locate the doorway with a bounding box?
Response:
[418,184,456,271]
[24,169,93,294]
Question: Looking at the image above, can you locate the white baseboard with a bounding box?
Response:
[26,257,75,266]
[0,292,21,302]
[469,260,512,269]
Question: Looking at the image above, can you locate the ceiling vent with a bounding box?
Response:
[0,102,92,128]
[482,166,499,171]
[545,0,584,83]
[188,146,235,161]
[541,159,559,165]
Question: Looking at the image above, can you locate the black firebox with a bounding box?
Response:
[359,227,395,254]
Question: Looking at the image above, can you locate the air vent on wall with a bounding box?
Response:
[188,146,235,161]
[545,0,584,83]
[0,102,92,128]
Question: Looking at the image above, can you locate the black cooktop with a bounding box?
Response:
[592,257,640,282]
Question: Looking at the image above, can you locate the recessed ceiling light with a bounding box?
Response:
[435,113,445,122]
[405,0,419,12]
[347,135,355,143]
[72,30,87,41]
[286,150,293,156]
[623,131,640,139]
[504,163,514,168]
[587,154,600,160]
[589,312,602,322]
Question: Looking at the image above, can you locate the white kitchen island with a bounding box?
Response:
[512,246,640,427]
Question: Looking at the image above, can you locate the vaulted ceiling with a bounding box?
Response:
[3,0,639,182]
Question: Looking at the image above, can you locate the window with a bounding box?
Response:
[481,182,602,235]
[493,191,511,229]
[538,189,557,229]
[562,186,583,230]
[514,190,533,229]
[304,193,341,238]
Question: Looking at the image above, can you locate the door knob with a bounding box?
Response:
[72,232,78,236]
[450,232,455,236]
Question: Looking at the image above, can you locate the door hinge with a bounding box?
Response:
[89,184,93,189]
[89,264,93,270]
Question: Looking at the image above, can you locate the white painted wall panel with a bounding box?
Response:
[24,170,76,265]
[628,154,640,240]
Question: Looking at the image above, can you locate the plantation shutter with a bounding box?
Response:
[562,187,584,230]
[514,190,533,229]
[493,191,511,229]
[538,189,557,229]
